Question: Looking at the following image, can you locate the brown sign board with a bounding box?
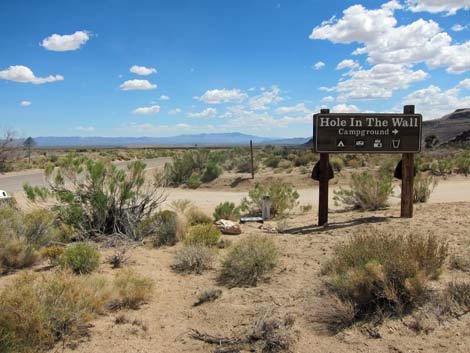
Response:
[314,113,422,153]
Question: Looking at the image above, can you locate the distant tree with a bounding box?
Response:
[0,130,18,172]
[425,134,439,149]
[23,136,36,163]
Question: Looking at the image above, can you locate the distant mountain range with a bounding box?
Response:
[32,133,310,147]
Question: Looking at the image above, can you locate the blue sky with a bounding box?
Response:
[1,0,469,138]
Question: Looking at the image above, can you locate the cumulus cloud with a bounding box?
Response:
[41,31,90,51]
[275,103,310,114]
[197,88,248,104]
[119,79,156,90]
[336,59,360,70]
[0,65,63,84]
[248,86,284,110]
[76,126,95,132]
[402,78,470,119]
[313,61,325,70]
[405,0,470,15]
[132,105,161,115]
[188,107,218,118]
[130,65,157,76]
[331,104,360,113]
[20,100,31,107]
[160,95,170,100]
[310,1,470,74]
[322,96,335,102]
[168,108,182,115]
[451,24,467,32]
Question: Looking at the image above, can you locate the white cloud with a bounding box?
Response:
[314,61,325,70]
[275,103,310,114]
[451,24,467,32]
[119,79,156,90]
[248,86,283,110]
[188,107,218,118]
[132,105,161,115]
[197,88,248,104]
[160,95,170,100]
[76,126,95,132]
[331,104,360,113]
[310,1,470,74]
[402,78,470,119]
[20,100,31,107]
[176,123,190,129]
[130,65,157,76]
[168,108,182,115]
[405,0,470,15]
[322,96,335,102]
[336,59,360,70]
[335,64,428,101]
[0,65,63,84]
[41,31,90,51]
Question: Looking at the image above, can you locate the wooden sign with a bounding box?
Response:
[314,113,422,153]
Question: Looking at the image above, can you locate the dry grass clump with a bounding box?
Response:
[172,245,215,274]
[445,281,470,311]
[316,229,448,332]
[193,288,222,306]
[186,207,213,226]
[184,224,221,247]
[219,234,278,288]
[110,268,154,310]
[0,238,39,274]
[0,271,110,353]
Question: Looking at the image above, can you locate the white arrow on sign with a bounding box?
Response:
[392,129,399,135]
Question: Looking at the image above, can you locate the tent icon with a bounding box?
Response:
[337,140,345,148]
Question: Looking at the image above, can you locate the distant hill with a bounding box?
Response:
[302,108,470,148]
[33,133,309,148]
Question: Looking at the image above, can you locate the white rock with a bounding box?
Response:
[215,219,242,235]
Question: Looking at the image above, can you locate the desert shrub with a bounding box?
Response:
[240,180,299,217]
[235,156,258,173]
[219,234,278,287]
[23,208,55,246]
[213,201,241,221]
[184,224,221,247]
[171,245,215,274]
[313,296,357,334]
[153,210,179,247]
[0,271,110,353]
[111,269,154,309]
[455,152,470,175]
[187,208,213,226]
[193,288,222,306]
[330,156,344,171]
[294,153,315,167]
[264,156,281,168]
[445,281,470,310]
[320,229,448,328]
[201,161,222,182]
[169,199,194,214]
[300,204,313,213]
[430,159,453,176]
[186,174,202,189]
[413,173,437,203]
[278,159,292,169]
[333,170,393,210]
[24,158,166,240]
[41,246,64,266]
[59,243,100,274]
[0,238,39,274]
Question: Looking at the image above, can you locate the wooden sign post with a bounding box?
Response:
[313,105,422,226]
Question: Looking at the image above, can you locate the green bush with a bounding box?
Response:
[219,234,278,287]
[213,202,241,221]
[319,229,448,330]
[23,209,55,247]
[330,156,344,171]
[201,161,222,182]
[264,156,281,168]
[153,210,179,247]
[187,174,202,189]
[184,224,221,247]
[171,245,214,274]
[413,173,437,203]
[187,208,213,226]
[240,180,299,217]
[59,243,100,274]
[333,170,393,210]
[455,152,470,175]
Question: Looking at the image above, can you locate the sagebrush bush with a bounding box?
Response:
[187,174,202,189]
[59,243,100,274]
[171,245,215,274]
[240,180,299,217]
[201,161,222,182]
[154,210,179,247]
[0,238,38,274]
[219,234,278,287]
[41,246,64,266]
[413,173,437,203]
[446,281,470,310]
[184,224,221,247]
[111,269,154,309]
[320,229,448,329]
[213,201,241,221]
[333,170,393,210]
[23,208,55,246]
[264,156,281,168]
[186,208,213,226]
[0,271,110,353]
